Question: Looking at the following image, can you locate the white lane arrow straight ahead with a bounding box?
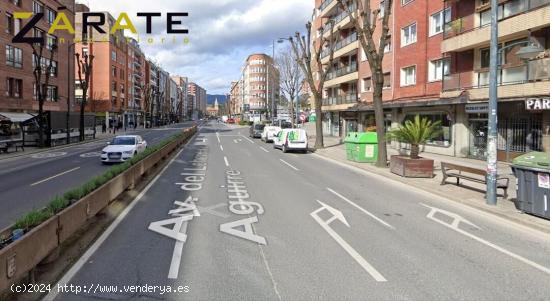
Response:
[420,203,550,276]
[311,200,387,282]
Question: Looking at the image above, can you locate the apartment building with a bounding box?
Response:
[0,0,75,117]
[75,4,128,129]
[237,53,280,121]
[188,82,207,119]
[171,75,189,120]
[313,0,549,161]
[126,37,145,127]
[441,0,550,161]
[230,80,242,117]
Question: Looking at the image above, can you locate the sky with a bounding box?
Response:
[84,0,314,94]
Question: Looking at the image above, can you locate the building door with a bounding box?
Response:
[469,117,488,160]
[497,115,543,161]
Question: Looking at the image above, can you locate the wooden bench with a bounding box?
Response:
[441,162,510,199]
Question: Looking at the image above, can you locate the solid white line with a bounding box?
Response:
[224,156,229,167]
[30,167,80,186]
[241,135,255,144]
[280,159,299,171]
[168,222,188,279]
[43,136,194,301]
[216,132,220,143]
[327,188,394,230]
[220,145,224,151]
[311,212,387,282]
[260,146,269,153]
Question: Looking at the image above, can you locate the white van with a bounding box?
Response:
[261,126,281,142]
[273,129,308,153]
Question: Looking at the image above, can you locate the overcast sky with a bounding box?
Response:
[84,0,313,94]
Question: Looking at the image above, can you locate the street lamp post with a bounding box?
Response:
[487,6,543,205]
[66,42,75,144]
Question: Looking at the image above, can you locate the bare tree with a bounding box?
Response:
[277,45,303,128]
[31,42,57,147]
[141,83,153,128]
[339,0,392,167]
[75,51,94,141]
[289,20,337,149]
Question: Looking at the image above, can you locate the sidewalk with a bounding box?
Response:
[305,124,550,234]
[0,127,145,161]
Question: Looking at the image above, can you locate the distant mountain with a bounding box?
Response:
[207,95,228,105]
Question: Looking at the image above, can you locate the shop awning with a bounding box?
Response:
[0,112,35,123]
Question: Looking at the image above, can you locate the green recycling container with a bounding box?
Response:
[512,152,550,220]
[343,132,358,161]
[353,132,378,163]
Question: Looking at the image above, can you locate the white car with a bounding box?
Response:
[273,129,308,153]
[101,135,147,164]
[261,126,281,143]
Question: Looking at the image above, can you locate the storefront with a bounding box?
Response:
[322,111,341,137]
[466,100,545,162]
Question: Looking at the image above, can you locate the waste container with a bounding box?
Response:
[352,132,378,163]
[512,152,550,220]
[343,132,357,161]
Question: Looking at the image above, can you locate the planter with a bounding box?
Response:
[390,155,434,178]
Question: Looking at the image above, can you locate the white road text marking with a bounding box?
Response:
[327,188,394,229]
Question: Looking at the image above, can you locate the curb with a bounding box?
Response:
[312,152,550,236]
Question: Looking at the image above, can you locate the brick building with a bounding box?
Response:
[188,82,207,119]
[312,0,550,161]
[0,0,75,117]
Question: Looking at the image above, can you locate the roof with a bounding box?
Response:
[0,112,35,123]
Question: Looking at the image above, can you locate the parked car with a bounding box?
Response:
[101,135,147,164]
[226,118,235,124]
[261,126,281,143]
[273,129,308,153]
[249,123,266,138]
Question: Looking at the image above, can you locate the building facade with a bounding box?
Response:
[188,82,207,119]
[1,0,75,115]
[171,75,189,120]
[312,0,550,161]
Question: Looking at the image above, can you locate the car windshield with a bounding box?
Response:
[110,137,136,145]
[255,124,265,130]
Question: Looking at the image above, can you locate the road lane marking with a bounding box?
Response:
[30,152,67,159]
[241,135,255,144]
[220,145,224,151]
[216,132,221,143]
[43,141,192,301]
[280,159,299,171]
[224,156,229,167]
[311,201,387,282]
[260,146,269,153]
[30,167,81,186]
[421,203,550,276]
[327,188,394,230]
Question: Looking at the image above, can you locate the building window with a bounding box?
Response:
[379,1,385,18]
[400,66,416,86]
[112,82,117,92]
[111,51,117,61]
[33,1,44,14]
[384,36,392,53]
[5,13,14,35]
[34,27,44,39]
[362,77,372,92]
[12,0,22,6]
[401,23,417,47]
[403,112,452,146]
[480,0,526,27]
[480,48,490,68]
[120,84,125,94]
[46,8,56,24]
[6,45,23,68]
[46,35,57,50]
[46,85,58,101]
[401,0,414,5]
[383,72,391,89]
[5,78,22,98]
[112,66,117,77]
[430,8,451,36]
[428,58,450,82]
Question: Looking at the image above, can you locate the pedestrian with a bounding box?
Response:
[134,122,137,130]
[102,123,106,133]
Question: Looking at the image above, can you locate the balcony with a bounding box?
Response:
[319,0,337,17]
[323,3,356,37]
[322,93,358,106]
[442,57,550,99]
[442,0,550,53]
[325,63,359,87]
[249,103,267,110]
[321,32,358,59]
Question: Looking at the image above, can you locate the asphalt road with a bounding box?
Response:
[0,122,195,229]
[46,121,550,301]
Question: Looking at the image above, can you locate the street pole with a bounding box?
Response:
[486,0,499,205]
[66,43,74,144]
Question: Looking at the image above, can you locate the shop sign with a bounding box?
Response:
[526,98,550,111]
[465,103,489,113]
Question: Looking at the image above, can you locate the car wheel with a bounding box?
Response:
[282,144,288,153]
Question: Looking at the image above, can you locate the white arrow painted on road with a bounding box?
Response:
[311,200,387,282]
[420,203,550,276]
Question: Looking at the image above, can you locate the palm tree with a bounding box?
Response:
[387,115,442,159]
